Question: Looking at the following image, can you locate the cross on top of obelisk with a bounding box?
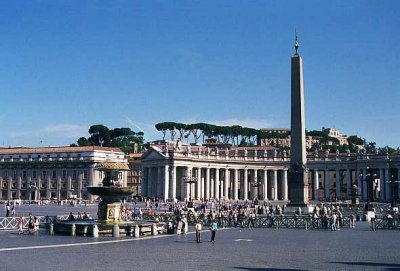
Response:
[294,29,300,55]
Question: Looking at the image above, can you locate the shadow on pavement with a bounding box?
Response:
[330,261,400,269]
[233,267,306,271]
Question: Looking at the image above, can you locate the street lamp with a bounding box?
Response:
[251,175,262,200]
[361,168,377,204]
[182,169,198,203]
[389,175,400,209]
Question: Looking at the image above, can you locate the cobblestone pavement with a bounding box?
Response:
[0,221,399,271]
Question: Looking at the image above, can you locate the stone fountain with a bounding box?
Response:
[50,160,163,237]
[87,160,133,224]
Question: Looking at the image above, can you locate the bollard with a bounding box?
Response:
[71,223,76,237]
[134,225,140,238]
[112,224,120,238]
[305,221,308,230]
[127,226,133,237]
[152,223,158,236]
[83,226,88,237]
[49,223,54,235]
[92,224,99,238]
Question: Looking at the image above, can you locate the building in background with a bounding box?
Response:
[0,146,127,201]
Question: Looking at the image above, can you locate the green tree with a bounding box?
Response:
[77,137,90,146]
[88,124,111,146]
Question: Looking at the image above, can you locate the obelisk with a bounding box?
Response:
[288,31,309,205]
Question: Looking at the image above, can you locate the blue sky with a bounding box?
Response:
[0,1,399,148]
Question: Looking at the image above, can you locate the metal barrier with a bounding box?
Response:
[375,216,400,230]
[0,216,46,230]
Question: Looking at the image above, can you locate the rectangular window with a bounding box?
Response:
[51,183,56,188]
[23,171,27,179]
[62,183,66,188]
[52,170,57,179]
[83,170,88,179]
[4,171,8,178]
[73,170,77,180]
[42,171,47,179]
[62,170,67,180]
[13,170,17,180]
[33,171,37,179]
[12,182,16,188]
[41,183,45,188]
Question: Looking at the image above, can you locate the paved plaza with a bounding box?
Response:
[0,217,399,271]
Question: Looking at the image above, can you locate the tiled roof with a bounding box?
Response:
[96,161,130,170]
[0,146,123,154]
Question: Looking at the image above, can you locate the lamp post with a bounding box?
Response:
[183,169,198,204]
[251,175,262,200]
[389,175,399,209]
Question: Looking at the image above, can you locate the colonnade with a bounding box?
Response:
[142,165,400,203]
[309,167,400,202]
[141,166,288,201]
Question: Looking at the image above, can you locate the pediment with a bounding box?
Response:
[141,147,167,161]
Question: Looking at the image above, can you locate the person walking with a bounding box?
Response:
[210,220,218,243]
[331,212,337,231]
[18,216,25,234]
[195,220,203,243]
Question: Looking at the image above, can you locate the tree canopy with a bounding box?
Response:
[71,124,144,154]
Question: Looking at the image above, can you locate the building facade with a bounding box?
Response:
[141,141,400,204]
[127,153,142,197]
[0,146,127,201]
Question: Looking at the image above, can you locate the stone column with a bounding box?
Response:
[362,168,367,201]
[324,170,330,201]
[385,167,391,202]
[147,167,153,198]
[214,168,220,199]
[196,168,202,200]
[398,168,400,202]
[157,167,162,198]
[379,168,385,202]
[313,170,319,200]
[205,167,210,200]
[17,176,22,200]
[271,169,278,200]
[141,167,147,198]
[224,168,229,200]
[233,169,239,201]
[200,169,205,200]
[249,170,256,199]
[171,166,177,200]
[164,165,169,201]
[357,169,362,197]
[210,169,214,199]
[346,169,352,199]
[263,169,268,201]
[57,176,62,201]
[67,176,72,200]
[0,177,3,199]
[185,167,191,200]
[282,170,288,201]
[335,169,341,200]
[243,168,248,201]
[78,172,83,199]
